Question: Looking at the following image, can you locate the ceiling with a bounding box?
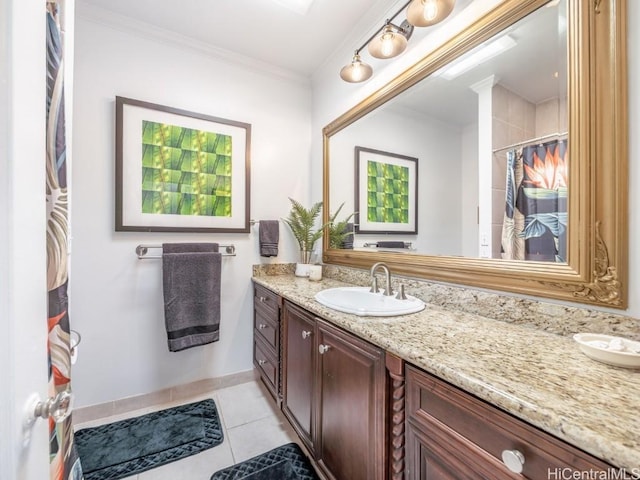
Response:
[76,0,403,77]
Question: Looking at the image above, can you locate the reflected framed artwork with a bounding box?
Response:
[115,96,251,232]
[354,146,418,234]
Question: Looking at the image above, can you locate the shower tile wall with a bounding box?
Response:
[491,84,535,258]
[536,97,568,136]
[490,84,567,258]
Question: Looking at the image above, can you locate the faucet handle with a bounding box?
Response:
[395,284,407,300]
[370,277,379,293]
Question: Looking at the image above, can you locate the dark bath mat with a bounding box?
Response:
[210,442,319,480]
[75,398,223,480]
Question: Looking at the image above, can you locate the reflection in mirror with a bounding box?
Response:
[330,0,568,262]
[324,0,627,308]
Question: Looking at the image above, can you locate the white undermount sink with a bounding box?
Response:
[314,287,426,317]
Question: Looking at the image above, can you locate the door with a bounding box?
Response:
[1,1,78,479]
[281,302,316,451]
[1,0,51,478]
[315,319,387,480]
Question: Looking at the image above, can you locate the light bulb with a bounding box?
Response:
[381,31,395,57]
[423,0,438,21]
[351,62,364,81]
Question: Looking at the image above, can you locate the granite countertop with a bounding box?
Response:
[252,273,640,472]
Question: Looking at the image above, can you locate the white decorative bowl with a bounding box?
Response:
[573,333,640,369]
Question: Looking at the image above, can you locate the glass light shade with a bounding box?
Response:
[367,25,408,59]
[406,0,456,27]
[339,53,373,83]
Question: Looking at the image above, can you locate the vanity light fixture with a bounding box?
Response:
[406,0,456,27]
[340,52,374,83]
[339,0,456,83]
[368,22,410,59]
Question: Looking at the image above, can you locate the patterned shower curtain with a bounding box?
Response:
[46,2,83,479]
[501,139,568,262]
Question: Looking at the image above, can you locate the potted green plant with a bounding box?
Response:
[283,198,327,276]
[328,202,356,249]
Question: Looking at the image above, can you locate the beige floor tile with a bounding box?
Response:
[215,381,278,429]
[226,414,298,463]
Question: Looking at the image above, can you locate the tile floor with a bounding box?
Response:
[74,380,300,480]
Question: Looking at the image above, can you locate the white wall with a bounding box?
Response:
[71,17,311,407]
[461,122,479,257]
[312,0,640,317]
[329,106,463,254]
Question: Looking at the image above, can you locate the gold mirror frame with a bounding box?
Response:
[322,0,628,309]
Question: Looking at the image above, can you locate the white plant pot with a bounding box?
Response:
[295,263,311,277]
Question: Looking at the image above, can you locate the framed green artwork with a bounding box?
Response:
[115,96,251,232]
[354,146,418,234]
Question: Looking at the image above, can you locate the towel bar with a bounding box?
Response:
[136,244,236,259]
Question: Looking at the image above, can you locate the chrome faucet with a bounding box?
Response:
[370,262,393,296]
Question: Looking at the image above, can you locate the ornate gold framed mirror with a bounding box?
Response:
[322,0,627,308]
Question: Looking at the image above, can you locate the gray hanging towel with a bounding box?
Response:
[376,241,406,248]
[259,220,279,257]
[341,222,354,249]
[162,243,221,352]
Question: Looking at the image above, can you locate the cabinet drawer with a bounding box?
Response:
[254,285,281,315]
[254,337,278,398]
[406,418,518,480]
[254,307,279,352]
[406,365,611,478]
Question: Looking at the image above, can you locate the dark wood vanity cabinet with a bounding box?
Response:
[405,365,612,480]
[254,284,616,480]
[281,300,388,480]
[253,284,282,403]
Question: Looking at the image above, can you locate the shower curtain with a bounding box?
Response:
[46,2,83,479]
[501,139,568,262]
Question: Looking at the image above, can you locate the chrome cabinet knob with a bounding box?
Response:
[302,330,312,339]
[258,359,266,366]
[258,323,267,329]
[501,449,525,474]
[318,344,331,354]
[259,296,267,302]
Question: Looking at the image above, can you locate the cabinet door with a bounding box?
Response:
[315,319,387,480]
[282,302,316,451]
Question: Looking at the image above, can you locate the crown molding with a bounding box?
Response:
[75,2,310,86]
